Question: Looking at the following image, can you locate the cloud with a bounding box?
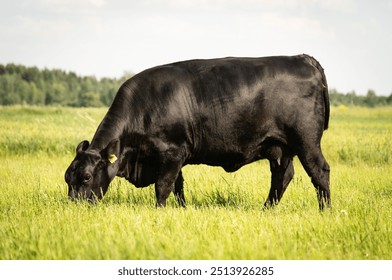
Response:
[316,0,356,12]
[260,13,324,37]
[37,0,106,14]
[1,0,391,94]
[144,0,356,14]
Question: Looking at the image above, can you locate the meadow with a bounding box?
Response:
[0,105,391,259]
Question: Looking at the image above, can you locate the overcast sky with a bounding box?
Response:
[1,0,391,95]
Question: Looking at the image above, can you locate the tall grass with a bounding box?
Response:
[0,106,391,259]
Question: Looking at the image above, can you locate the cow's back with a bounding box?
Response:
[126,55,325,113]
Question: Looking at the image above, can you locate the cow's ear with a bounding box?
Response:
[102,139,120,164]
[76,140,89,154]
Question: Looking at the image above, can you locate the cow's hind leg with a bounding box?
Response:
[298,147,331,210]
[173,170,186,207]
[264,156,294,209]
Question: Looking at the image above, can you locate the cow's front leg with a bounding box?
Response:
[155,149,184,207]
[174,171,186,207]
[155,184,172,207]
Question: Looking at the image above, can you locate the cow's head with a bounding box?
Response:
[65,139,120,203]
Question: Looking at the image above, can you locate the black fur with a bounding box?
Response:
[65,55,330,210]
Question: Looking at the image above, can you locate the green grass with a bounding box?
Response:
[1,106,392,259]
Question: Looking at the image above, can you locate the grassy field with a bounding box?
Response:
[0,105,391,260]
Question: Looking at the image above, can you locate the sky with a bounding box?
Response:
[1,0,391,95]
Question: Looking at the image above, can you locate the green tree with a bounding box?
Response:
[45,82,68,105]
[0,74,21,105]
[18,79,31,104]
[29,83,45,105]
[387,93,392,105]
[364,89,377,107]
[23,66,40,83]
[80,91,103,107]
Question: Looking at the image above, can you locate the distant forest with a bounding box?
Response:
[0,63,128,107]
[1,63,391,107]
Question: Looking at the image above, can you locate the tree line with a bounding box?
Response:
[1,63,391,107]
[329,89,392,107]
[0,63,128,107]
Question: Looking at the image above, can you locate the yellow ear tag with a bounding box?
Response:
[108,154,118,164]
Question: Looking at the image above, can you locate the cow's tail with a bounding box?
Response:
[303,54,330,130]
[320,63,330,130]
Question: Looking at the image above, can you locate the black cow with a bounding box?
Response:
[65,54,331,210]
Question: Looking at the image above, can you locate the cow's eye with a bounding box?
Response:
[83,174,92,182]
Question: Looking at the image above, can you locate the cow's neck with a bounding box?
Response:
[88,83,140,154]
[89,109,128,153]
